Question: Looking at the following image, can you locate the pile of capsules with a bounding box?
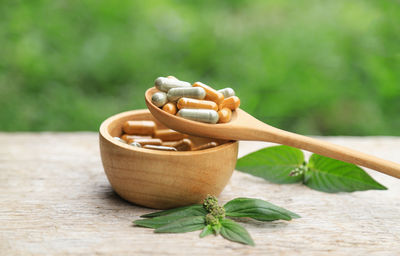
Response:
[113,120,218,151]
[151,76,240,124]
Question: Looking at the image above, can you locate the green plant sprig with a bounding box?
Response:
[134,195,300,246]
[236,145,387,193]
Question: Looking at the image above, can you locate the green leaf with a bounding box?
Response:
[155,216,206,233]
[305,154,387,193]
[212,222,222,234]
[134,215,190,229]
[219,219,255,246]
[236,145,304,184]
[141,204,206,218]
[199,225,214,238]
[224,197,300,221]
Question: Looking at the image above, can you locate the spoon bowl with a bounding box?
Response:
[145,87,400,178]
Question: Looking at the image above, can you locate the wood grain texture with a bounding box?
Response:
[145,87,400,178]
[0,133,399,255]
[99,110,238,209]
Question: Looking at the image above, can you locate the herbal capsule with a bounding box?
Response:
[219,96,240,110]
[177,98,218,111]
[170,138,193,151]
[218,88,235,98]
[161,141,177,147]
[193,142,218,151]
[113,137,126,144]
[167,87,206,102]
[167,75,178,80]
[123,120,156,135]
[132,138,162,146]
[129,142,142,148]
[151,92,168,107]
[193,82,224,104]
[154,129,186,141]
[155,77,191,92]
[218,107,232,123]
[162,102,177,115]
[143,145,177,151]
[177,109,219,124]
[121,134,152,143]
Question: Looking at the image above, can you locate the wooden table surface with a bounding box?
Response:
[0,133,399,255]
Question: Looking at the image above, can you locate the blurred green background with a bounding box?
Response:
[0,0,399,135]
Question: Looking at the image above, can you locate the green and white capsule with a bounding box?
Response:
[155,77,191,92]
[167,87,206,102]
[129,141,142,148]
[177,109,219,124]
[151,92,168,107]
[143,145,177,151]
[114,137,127,143]
[218,88,235,98]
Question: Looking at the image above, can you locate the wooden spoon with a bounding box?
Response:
[145,87,400,178]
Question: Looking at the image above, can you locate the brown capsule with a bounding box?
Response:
[177,98,218,111]
[218,108,232,123]
[121,134,152,143]
[192,82,225,105]
[171,138,194,151]
[131,138,162,146]
[219,96,240,111]
[154,129,186,142]
[162,102,177,115]
[193,142,218,151]
[143,145,177,151]
[122,120,156,135]
[167,75,178,80]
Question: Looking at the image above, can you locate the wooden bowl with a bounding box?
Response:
[99,109,238,209]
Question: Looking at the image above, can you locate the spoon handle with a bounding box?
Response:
[247,122,400,179]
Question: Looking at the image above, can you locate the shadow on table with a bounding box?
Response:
[96,183,144,210]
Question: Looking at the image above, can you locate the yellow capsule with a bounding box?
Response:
[162,102,177,115]
[218,108,232,123]
[143,145,177,151]
[167,87,206,102]
[177,98,218,111]
[132,138,162,146]
[219,96,240,110]
[193,142,218,151]
[177,109,219,124]
[121,134,152,143]
[170,138,193,151]
[218,88,235,98]
[122,121,156,135]
[155,77,191,92]
[154,129,186,141]
[124,136,161,145]
[161,141,177,147]
[151,92,168,107]
[193,82,224,104]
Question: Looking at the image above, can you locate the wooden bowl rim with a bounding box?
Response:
[99,109,238,156]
